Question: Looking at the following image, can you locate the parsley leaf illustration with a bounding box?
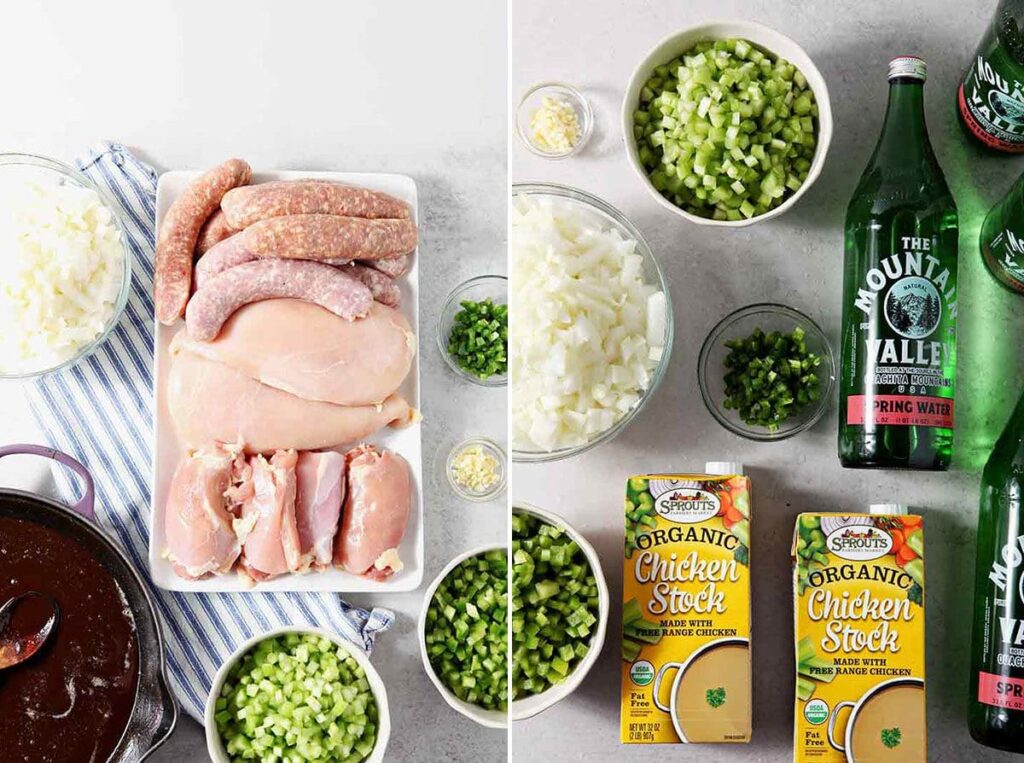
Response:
[706,687,726,709]
[881,727,902,749]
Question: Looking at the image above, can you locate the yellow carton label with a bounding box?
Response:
[792,513,926,762]
[620,473,752,744]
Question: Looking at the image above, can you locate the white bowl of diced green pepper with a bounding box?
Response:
[622,20,832,226]
[419,544,510,729]
[206,627,390,763]
[510,503,609,721]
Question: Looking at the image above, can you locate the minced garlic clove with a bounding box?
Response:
[529,96,581,153]
[451,445,500,493]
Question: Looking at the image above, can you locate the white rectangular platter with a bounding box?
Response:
[149,170,423,593]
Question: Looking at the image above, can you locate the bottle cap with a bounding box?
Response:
[870,503,909,516]
[705,461,743,476]
[888,56,927,82]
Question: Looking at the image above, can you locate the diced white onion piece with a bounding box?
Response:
[0,179,124,373]
[511,194,662,452]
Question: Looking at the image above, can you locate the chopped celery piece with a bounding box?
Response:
[425,549,509,711]
[512,511,600,700]
[632,37,818,219]
[215,634,378,762]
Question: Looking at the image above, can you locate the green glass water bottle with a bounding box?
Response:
[969,386,1024,753]
[838,57,959,470]
[981,174,1024,293]
[959,0,1024,153]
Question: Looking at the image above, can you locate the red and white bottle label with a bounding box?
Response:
[847,395,954,428]
[978,671,1024,710]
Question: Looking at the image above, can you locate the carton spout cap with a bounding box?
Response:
[705,461,744,476]
[870,503,909,516]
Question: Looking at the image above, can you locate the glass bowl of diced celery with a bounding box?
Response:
[436,275,508,387]
[510,503,609,721]
[206,627,390,763]
[419,544,510,728]
[621,21,833,226]
[697,303,835,441]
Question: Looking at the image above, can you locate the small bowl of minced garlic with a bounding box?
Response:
[515,82,593,158]
[446,437,507,502]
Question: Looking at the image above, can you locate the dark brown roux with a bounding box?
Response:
[0,517,139,762]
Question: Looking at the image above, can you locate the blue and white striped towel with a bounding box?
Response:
[25,142,394,723]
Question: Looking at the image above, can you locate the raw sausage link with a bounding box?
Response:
[194,234,254,288]
[362,255,410,278]
[240,215,417,261]
[155,159,251,324]
[195,239,353,289]
[185,259,372,341]
[345,263,401,307]
[221,180,410,228]
[195,209,237,255]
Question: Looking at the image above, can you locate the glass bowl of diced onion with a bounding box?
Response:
[515,82,594,159]
[0,153,131,379]
[510,183,673,463]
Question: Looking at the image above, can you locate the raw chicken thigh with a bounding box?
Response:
[167,347,416,453]
[170,300,415,406]
[164,442,246,579]
[238,450,299,581]
[294,450,346,571]
[334,444,411,579]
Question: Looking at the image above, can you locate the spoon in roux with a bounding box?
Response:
[0,591,59,671]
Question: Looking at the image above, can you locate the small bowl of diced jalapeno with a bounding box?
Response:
[697,303,835,441]
[436,275,508,387]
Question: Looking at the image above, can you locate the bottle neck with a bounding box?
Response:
[870,79,929,167]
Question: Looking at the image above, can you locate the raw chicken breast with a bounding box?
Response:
[238,450,299,581]
[171,300,415,406]
[167,347,418,453]
[334,444,411,579]
[164,442,246,579]
[293,451,346,571]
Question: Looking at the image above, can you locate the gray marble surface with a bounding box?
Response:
[0,2,507,762]
[510,0,1024,760]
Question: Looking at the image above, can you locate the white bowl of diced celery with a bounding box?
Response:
[622,20,832,226]
[510,503,609,721]
[419,544,509,729]
[206,627,390,763]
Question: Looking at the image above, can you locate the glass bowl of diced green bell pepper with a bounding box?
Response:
[697,303,835,441]
[510,503,609,721]
[419,544,510,728]
[436,275,508,387]
[205,626,390,763]
[621,21,833,227]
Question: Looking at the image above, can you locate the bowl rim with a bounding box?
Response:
[0,152,133,379]
[620,19,834,228]
[204,625,391,763]
[417,544,509,729]
[514,81,595,159]
[435,274,509,388]
[509,502,610,721]
[445,436,508,502]
[696,301,836,441]
[509,182,675,462]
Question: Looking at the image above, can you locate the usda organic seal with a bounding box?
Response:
[804,698,829,725]
[630,660,654,687]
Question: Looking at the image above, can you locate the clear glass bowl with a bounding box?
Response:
[0,153,131,380]
[515,82,594,159]
[445,437,507,502]
[697,303,835,441]
[511,183,674,463]
[435,275,508,387]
